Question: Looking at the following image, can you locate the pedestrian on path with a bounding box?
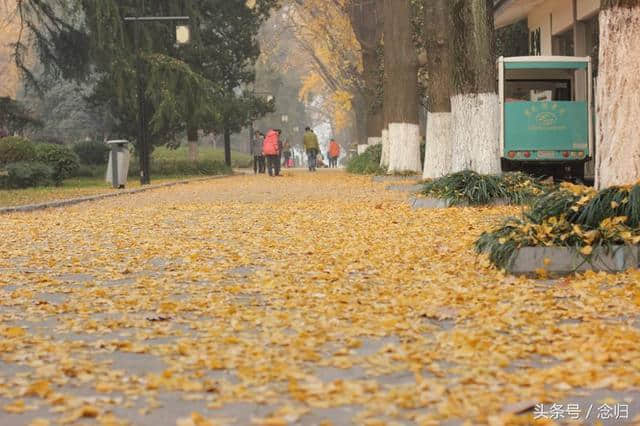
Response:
[282,140,292,168]
[252,131,265,174]
[303,127,319,172]
[328,139,340,168]
[263,129,280,177]
[275,129,283,176]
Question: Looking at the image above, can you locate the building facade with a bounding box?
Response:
[494,0,600,68]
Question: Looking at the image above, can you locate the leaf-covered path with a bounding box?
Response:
[1,171,640,425]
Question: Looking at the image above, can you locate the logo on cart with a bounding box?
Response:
[524,102,567,130]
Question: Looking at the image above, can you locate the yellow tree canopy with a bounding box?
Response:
[267,0,364,132]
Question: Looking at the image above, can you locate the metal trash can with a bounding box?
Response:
[106,140,130,189]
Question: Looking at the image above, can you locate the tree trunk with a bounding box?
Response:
[596,0,640,188]
[363,48,384,146]
[382,0,421,174]
[187,126,198,162]
[223,127,231,167]
[449,0,500,175]
[353,93,368,146]
[423,0,454,179]
[348,0,384,147]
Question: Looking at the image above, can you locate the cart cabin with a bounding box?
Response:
[499,56,593,171]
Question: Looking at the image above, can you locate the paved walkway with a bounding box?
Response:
[1,170,639,425]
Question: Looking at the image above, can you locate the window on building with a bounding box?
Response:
[552,29,574,56]
[529,28,541,56]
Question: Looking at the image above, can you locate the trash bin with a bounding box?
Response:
[106,140,130,189]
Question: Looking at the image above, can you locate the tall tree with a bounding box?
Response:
[347,0,384,146]
[596,0,640,188]
[12,0,276,168]
[422,0,453,179]
[449,0,500,174]
[383,0,422,173]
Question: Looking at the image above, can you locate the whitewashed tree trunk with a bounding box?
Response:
[450,93,500,174]
[388,123,422,173]
[380,128,390,168]
[596,3,640,188]
[449,0,499,175]
[423,112,453,179]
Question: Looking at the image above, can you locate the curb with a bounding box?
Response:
[372,175,420,183]
[385,184,424,192]
[0,174,234,215]
[507,245,640,275]
[409,197,510,209]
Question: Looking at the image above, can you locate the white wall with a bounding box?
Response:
[552,0,574,35]
[577,0,600,20]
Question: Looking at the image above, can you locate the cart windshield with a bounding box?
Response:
[505,79,571,102]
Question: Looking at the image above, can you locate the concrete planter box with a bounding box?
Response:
[372,175,420,183]
[409,197,510,209]
[507,245,640,275]
[385,184,424,192]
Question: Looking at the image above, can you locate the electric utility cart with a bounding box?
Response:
[498,56,594,181]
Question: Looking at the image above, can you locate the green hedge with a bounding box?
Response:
[129,158,231,177]
[35,143,80,184]
[73,140,110,165]
[0,161,53,189]
[346,144,385,175]
[0,137,37,165]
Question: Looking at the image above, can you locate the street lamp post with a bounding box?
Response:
[124,7,190,185]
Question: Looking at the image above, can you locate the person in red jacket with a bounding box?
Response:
[328,139,341,168]
[262,129,281,177]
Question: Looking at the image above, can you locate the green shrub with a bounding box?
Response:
[0,161,53,189]
[476,182,640,269]
[0,137,37,165]
[128,158,231,177]
[75,164,107,178]
[35,143,80,183]
[151,146,252,168]
[73,140,110,165]
[346,144,385,175]
[422,170,547,206]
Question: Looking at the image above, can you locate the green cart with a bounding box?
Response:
[498,56,594,180]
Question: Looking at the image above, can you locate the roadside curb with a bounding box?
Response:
[0,174,234,215]
[386,184,423,192]
[372,175,420,183]
[506,245,640,275]
[409,197,510,209]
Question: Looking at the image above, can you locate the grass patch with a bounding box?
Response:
[0,175,225,208]
[422,170,548,206]
[346,144,385,175]
[476,182,640,269]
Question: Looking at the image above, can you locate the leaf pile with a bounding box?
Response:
[477,181,640,268]
[421,170,547,206]
[2,172,640,425]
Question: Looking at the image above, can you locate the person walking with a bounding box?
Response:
[251,131,265,174]
[282,140,292,168]
[328,139,341,168]
[303,127,319,172]
[275,129,283,176]
[263,129,280,177]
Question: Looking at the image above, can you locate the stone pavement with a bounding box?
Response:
[1,170,639,425]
